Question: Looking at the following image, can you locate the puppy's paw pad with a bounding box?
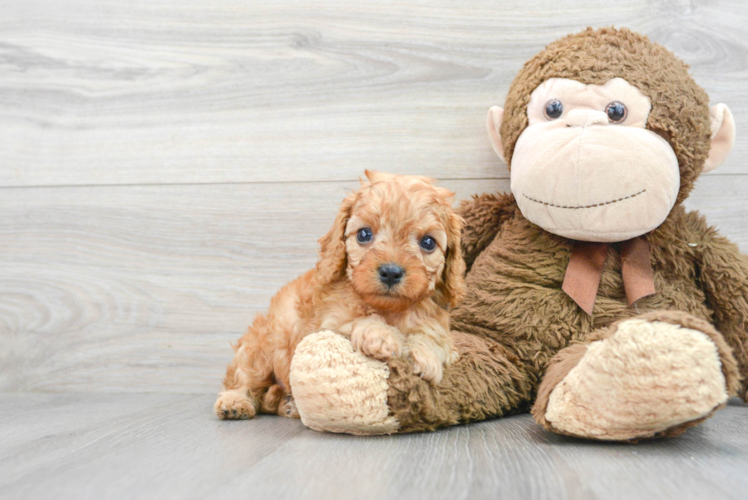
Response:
[215,391,257,420]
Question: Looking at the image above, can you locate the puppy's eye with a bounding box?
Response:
[356,228,373,244]
[544,99,563,120]
[420,235,437,252]
[605,101,627,123]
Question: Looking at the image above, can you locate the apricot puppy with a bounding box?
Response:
[215,171,466,420]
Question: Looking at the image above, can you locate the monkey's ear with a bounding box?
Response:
[703,104,735,173]
[486,106,505,163]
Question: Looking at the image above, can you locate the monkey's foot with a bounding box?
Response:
[532,312,739,441]
[290,330,399,435]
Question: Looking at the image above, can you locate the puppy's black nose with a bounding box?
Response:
[378,264,404,287]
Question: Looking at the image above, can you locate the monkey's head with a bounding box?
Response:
[487,27,735,242]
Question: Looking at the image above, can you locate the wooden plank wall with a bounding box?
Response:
[1,0,746,393]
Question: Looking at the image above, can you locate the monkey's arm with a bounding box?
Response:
[697,226,748,400]
[458,192,516,271]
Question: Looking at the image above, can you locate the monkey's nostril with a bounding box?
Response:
[378,264,404,287]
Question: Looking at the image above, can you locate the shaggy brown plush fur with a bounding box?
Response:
[382,27,747,435]
[388,199,747,433]
[387,331,533,432]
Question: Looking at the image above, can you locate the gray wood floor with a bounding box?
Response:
[0,394,746,500]
[1,1,748,498]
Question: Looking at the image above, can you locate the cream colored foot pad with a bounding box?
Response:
[290,330,400,435]
[545,319,728,440]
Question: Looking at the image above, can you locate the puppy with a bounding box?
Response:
[215,171,466,420]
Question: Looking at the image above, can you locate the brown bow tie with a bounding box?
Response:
[562,236,655,316]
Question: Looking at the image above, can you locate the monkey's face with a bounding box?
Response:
[510,78,680,242]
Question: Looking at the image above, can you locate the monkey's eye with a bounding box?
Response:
[356,228,373,244]
[605,101,627,123]
[420,235,437,252]
[544,99,563,120]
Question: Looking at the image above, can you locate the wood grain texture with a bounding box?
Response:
[0,394,746,500]
[0,0,746,187]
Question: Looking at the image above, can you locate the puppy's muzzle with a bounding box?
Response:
[378,263,404,288]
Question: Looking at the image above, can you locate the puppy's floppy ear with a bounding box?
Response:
[435,206,467,309]
[316,192,356,286]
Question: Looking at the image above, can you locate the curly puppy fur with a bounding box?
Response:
[215,171,466,420]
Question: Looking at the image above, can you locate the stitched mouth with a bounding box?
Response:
[522,189,646,210]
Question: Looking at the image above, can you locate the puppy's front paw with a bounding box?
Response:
[351,323,403,361]
[215,391,257,420]
[411,346,444,385]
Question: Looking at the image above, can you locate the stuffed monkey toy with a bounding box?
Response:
[288,27,746,440]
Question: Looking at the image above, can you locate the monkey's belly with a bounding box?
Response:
[450,221,713,371]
